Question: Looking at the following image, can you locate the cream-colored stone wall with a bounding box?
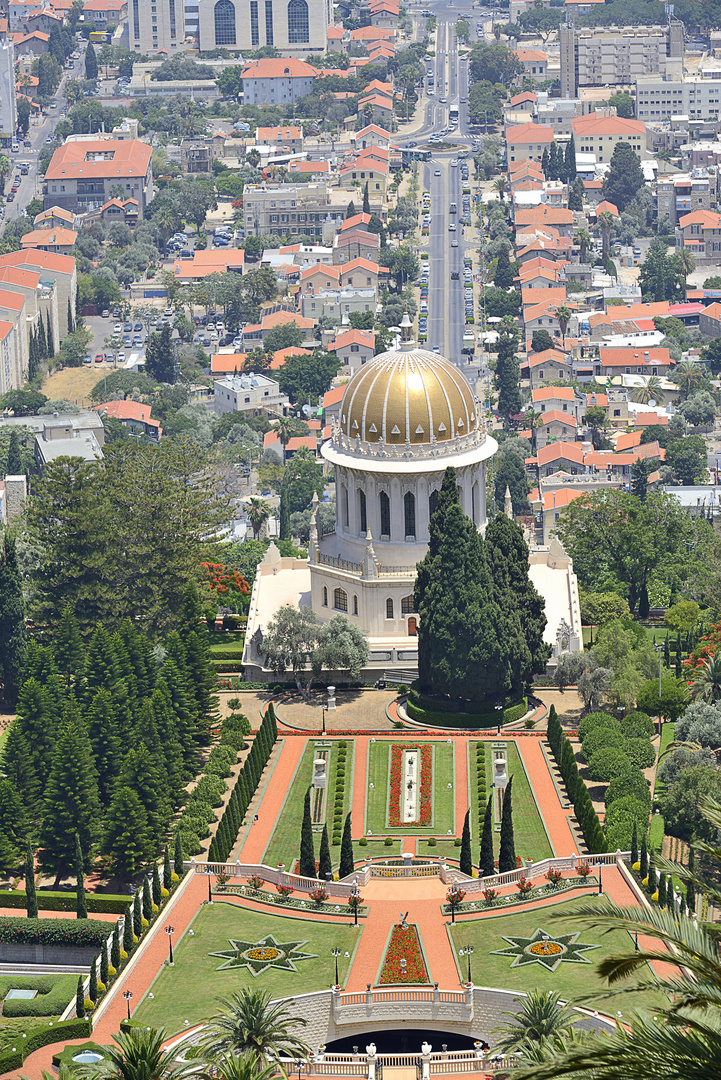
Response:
[198,0,327,55]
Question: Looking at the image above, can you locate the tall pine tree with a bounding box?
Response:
[318,824,332,880]
[25,842,37,918]
[75,832,88,918]
[498,777,516,873]
[39,710,102,876]
[0,534,27,707]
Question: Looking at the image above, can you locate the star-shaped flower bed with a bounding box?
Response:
[209,934,317,975]
[491,928,600,972]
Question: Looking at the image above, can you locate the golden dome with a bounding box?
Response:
[340,349,478,446]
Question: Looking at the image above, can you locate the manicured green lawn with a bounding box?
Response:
[0,974,80,1053]
[133,902,362,1037]
[484,742,553,862]
[357,839,403,857]
[468,742,486,842]
[448,896,666,1014]
[365,741,455,836]
[262,741,353,870]
[417,839,463,861]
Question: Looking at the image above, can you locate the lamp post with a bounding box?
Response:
[495,701,503,735]
[597,861,603,895]
[124,989,133,1021]
[351,882,360,926]
[332,947,341,987]
[296,1059,303,1080]
[464,944,474,984]
[322,707,326,735]
[165,925,174,966]
[207,868,213,904]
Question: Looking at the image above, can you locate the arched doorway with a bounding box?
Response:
[407,616,417,636]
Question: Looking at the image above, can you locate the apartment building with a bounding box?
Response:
[636,74,721,121]
[82,0,128,28]
[129,0,184,52]
[506,121,554,164]
[242,182,336,239]
[0,248,76,337]
[240,58,316,106]
[43,139,153,216]
[571,111,647,162]
[656,169,713,226]
[514,49,548,83]
[300,286,376,322]
[199,0,329,55]
[213,372,289,418]
[559,22,684,99]
[676,208,721,258]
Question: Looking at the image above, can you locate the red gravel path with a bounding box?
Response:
[236,738,307,863]
[351,737,368,837]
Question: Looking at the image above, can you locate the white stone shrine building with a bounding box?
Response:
[242,331,582,680]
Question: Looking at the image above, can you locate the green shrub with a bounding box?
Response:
[624,737,656,770]
[181,802,215,824]
[179,832,202,857]
[358,837,368,846]
[205,760,232,779]
[0,918,111,949]
[427,836,437,847]
[179,816,210,840]
[0,974,79,1017]
[578,711,618,742]
[605,768,651,809]
[454,837,462,847]
[621,711,655,737]
[190,775,226,806]
[222,713,251,735]
[587,747,633,783]
[220,731,247,751]
[605,796,651,850]
[581,725,625,758]
[384,836,393,846]
[0,891,130,915]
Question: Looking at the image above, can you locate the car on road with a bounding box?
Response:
[117,351,126,362]
[83,354,92,364]
[101,309,110,318]
[133,335,143,345]
[451,240,459,247]
[123,335,131,346]
[124,322,132,332]
[134,322,143,331]
[163,307,173,316]
[94,353,103,363]
[432,345,440,352]
[448,223,456,231]
[439,97,447,103]
[408,141,417,147]
[434,168,441,175]
[451,159,458,167]
[114,323,122,333]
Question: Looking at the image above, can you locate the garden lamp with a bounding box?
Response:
[124,989,133,1021]
[165,925,174,965]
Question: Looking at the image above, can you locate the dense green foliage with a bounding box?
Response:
[547,708,607,853]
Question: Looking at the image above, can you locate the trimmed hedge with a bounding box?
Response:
[547,705,607,853]
[211,662,244,672]
[0,917,111,948]
[0,1018,92,1072]
[406,697,527,728]
[625,737,656,769]
[0,891,131,915]
[577,711,617,742]
[605,768,652,810]
[1,974,78,1018]
[581,725,625,758]
[587,747,633,783]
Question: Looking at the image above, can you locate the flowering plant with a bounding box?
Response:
[378,924,430,985]
[516,877,533,896]
[482,887,497,904]
[310,886,328,906]
[248,875,263,891]
[446,886,466,908]
[388,744,433,827]
[276,884,294,901]
[546,869,563,887]
[201,561,249,598]
[577,862,591,879]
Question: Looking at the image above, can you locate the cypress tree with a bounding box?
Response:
[663,632,670,667]
[142,875,152,920]
[25,842,37,918]
[67,296,74,335]
[76,975,85,1019]
[299,787,316,878]
[657,872,667,908]
[541,146,549,175]
[100,939,109,984]
[174,829,184,876]
[339,812,354,878]
[564,134,577,181]
[415,468,512,704]
[122,907,133,955]
[640,833,648,878]
[279,477,290,540]
[6,429,22,475]
[648,856,657,895]
[89,957,98,1003]
[480,793,495,876]
[46,310,54,358]
[631,820,638,866]
[318,824,332,880]
[0,534,27,708]
[133,890,142,936]
[363,181,370,214]
[498,777,516,873]
[686,846,696,913]
[37,316,46,359]
[163,845,172,890]
[460,809,473,876]
[493,246,514,289]
[152,863,162,906]
[113,920,122,966]
[75,832,88,919]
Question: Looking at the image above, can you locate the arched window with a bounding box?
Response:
[379,491,391,538]
[353,594,358,616]
[214,0,236,44]
[334,588,348,612]
[401,595,415,614]
[287,0,309,42]
[322,586,328,607]
[404,491,416,538]
[386,597,394,619]
[429,489,439,520]
[359,489,367,534]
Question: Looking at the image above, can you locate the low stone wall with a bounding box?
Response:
[0,942,100,965]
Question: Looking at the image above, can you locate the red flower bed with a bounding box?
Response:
[388,744,432,827]
[378,924,430,985]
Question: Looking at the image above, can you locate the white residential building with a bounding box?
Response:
[129,0,185,54]
[213,372,289,417]
[0,37,16,147]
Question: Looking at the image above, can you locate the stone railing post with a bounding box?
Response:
[433,982,440,1004]
[366,983,373,1007]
